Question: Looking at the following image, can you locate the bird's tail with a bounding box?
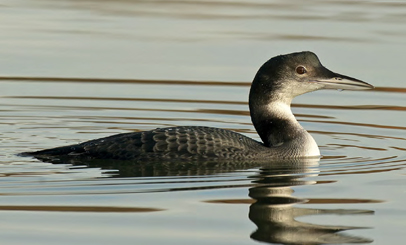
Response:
[18,144,84,157]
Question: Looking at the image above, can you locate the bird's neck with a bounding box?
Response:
[249,98,320,157]
[250,99,301,146]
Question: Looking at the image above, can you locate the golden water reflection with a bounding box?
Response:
[2,76,406,94]
[0,206,163,213]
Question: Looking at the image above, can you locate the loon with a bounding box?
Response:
[21,51,373,161]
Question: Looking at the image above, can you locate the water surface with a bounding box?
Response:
[1,0,406,244]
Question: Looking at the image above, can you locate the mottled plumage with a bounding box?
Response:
[34,126,266,160]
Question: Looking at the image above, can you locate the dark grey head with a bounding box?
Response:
[249,51,373,148]
[249,51,373,104]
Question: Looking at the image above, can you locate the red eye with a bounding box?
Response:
[296,66,307,75]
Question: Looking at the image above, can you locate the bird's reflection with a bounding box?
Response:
[248,158,373,244]
[33,156,374,244]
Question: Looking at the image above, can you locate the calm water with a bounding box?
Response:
[1,1,406,244]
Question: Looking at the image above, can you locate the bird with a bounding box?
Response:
[20,51,373,161]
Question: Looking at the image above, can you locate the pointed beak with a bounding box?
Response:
[315,72,374,90]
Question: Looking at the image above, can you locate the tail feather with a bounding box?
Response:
[19,144,85,157]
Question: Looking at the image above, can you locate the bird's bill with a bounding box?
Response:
[315,73,374,90]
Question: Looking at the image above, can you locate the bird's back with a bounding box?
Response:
[24,126,268,160]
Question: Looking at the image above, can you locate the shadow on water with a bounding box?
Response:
[247,161,374,244]
[33,155,375,244]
